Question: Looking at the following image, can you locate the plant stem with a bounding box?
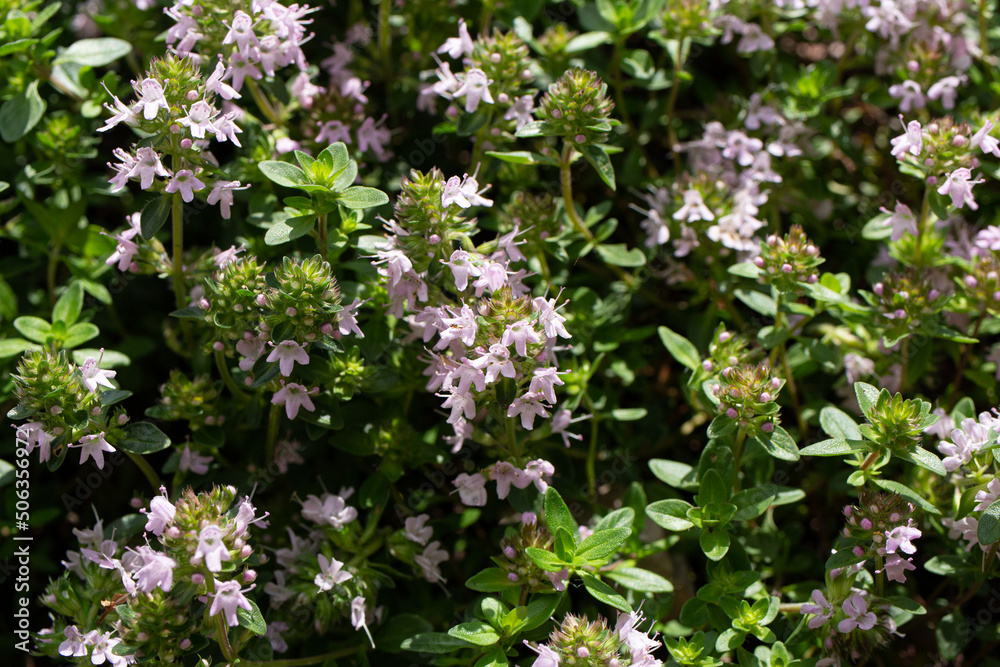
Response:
[240,645,364,667]
[559,144,594,241]
[215,349,247,402]
[125,451,162,490]
[247,79,281,125]
[733,424,748,492]
[980,0,990,56]
[899,337,909,391]
[47,242,61,306]
[317,212,328,262]
[265,402,281,464]
[169,147,193,349]
[505,415,518,459]
[874,553,885,596]
[215,614,237,663]
[664,38,688,174]
[859,451,879,471]
[585,394,600,502]
[947,310,987,411]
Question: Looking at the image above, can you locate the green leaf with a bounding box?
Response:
[700,528,731,561]
[707,414,737,439]
[731,485,777,521]
[649,459,698,490]
[581,144,616,190]
[515,120,555,138]
[594,507,635,533]
[0,39,37,56]
[716,628,745,652]
[544,487,578,538]
[596,243,645,267]
[605,566,674,593]
[525,547,567,572]
[317,142,350,171]
[474,647,509,667]
[338,186,389,209]
[401,632,474,653]
[576,526,632,561]
[734,289,776,317]
[645,499,695,531]
[466,568,519,592]
[728,262,762,279]
[0,80,46,142]
[0,459,14,490]
[259,161,307,188]
[170,306,205,319]
[485,150,554,165]
[580,572,631,612]
[872,478,941,515]
[139,195,172,239]
[54,37,131,66]
[657,326,701,371]
[99,389,132,406]
[14,316,52,343]
[520,594,561,632]
[898,447,946,476]
[820,405,861,440]
[977,498,1000,545]
[447,621,499,646]
[757,427,800,462]
[237,598,267,636]
[698,469,730,505]
[0,337,36,359]
[117,422,171,455]
[800,438,867,457]
[757,325,789,350]
[610,408,647,422]
[63,322,100,348]
[854,382,880,416]
[53,282,83,326]
[264,216,315,245]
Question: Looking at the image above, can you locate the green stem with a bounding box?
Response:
[899,337,909,392]
[560,144,593,241]
[125,451,162,491]
[215,614,237,662]
[47,242,62,306]
[947,310,988,411]
[240,645,364,667]
[317,212,328,262]
[169,150,193,350]
[859,451,879,471]
[215,349,247,402]
[980,0,990,56]
[874,553,885,597]
[664,38,688,174]
[265,402,281,464]
[585,394,599,502]
[505,415,518,459]
[247,79,281,125]
[378,0,392,87]
[733,424,748,492]
[985,541,999,574]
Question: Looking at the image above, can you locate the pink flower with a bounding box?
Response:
[971,118,1000,157]
[888,80,925,112]
[885,521,921,555]
[453,472,487,506]
[414,541,449,583]
[193,524,230,572]
[132,77,168,120]
[80,349,116,392]
[937,168,984,210]
[529,367,565,404]
[501,319,541,357]
[72,433,116,469]
[165,169,206,203]
[131,545,177,593]
[404,514,433,546]
[490,462,527,499]
[889,117,923,159]
[507,391,550,430]
[438,19,473,59]
[882,553,916,583]
[179,444,213,475]
[315,554,352,591]
[210,579,254,627]
[453,68,494,113]
[207,180,248,220]
[974,479,1000,512]
[143,489,176,535]
[267,340,310,376]
[838,594,877,633]
[130,147,170,190]
[801,589,834,629]
[222,10,258,55]
[271,382,318,419]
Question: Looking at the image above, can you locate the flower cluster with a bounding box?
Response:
[711,362,783,435]
[754,225,824,291]
[842,491,921,583]
[526,610,662,667]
